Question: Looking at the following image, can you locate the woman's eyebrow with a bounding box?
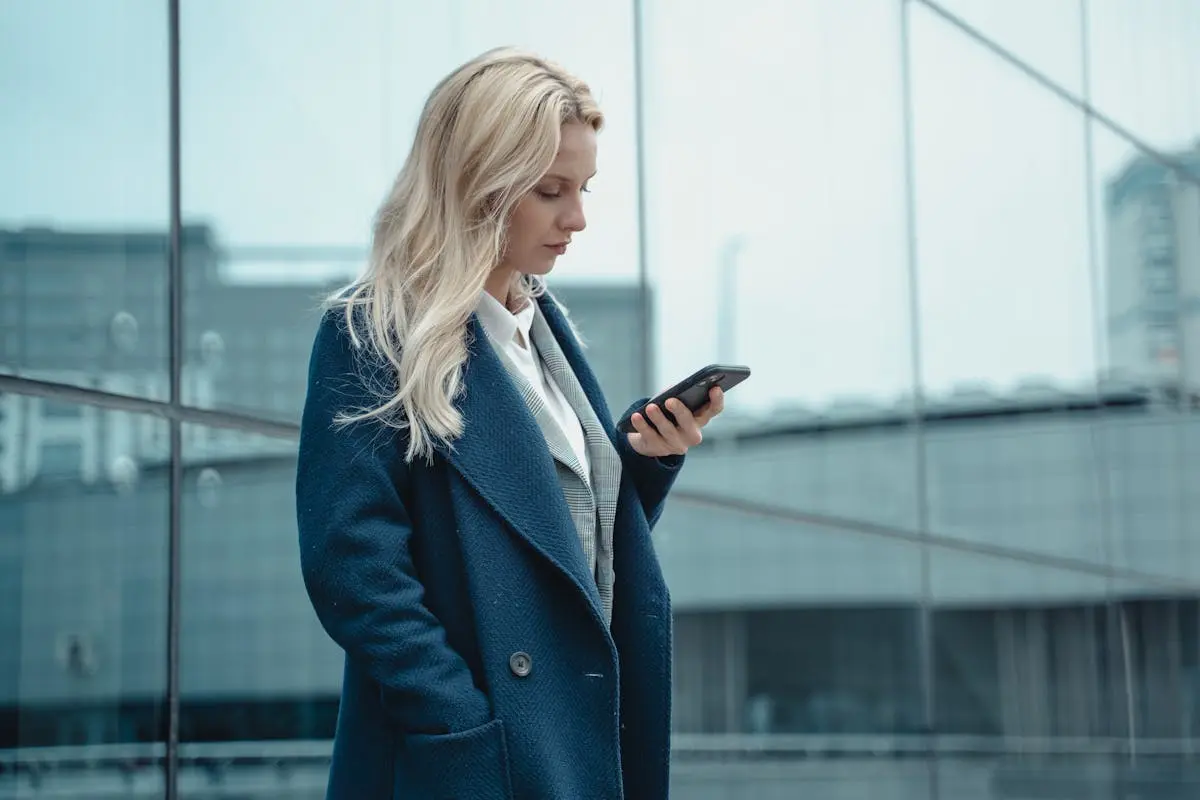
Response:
[543,171,598,183]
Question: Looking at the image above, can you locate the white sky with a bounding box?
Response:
[2,0,1199,413]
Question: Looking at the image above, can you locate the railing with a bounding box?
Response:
[4,736,1200,800]
[670,733,1200,758]
[5,734,1200,771]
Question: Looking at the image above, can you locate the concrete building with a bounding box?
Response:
[0,226,646,428]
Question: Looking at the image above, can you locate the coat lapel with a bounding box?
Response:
[534,293,619,441]
[440,314,603,617]
[485,333,590,486]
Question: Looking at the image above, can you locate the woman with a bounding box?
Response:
[296,47,724,800]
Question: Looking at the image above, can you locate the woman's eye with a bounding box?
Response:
[536,184,589,199]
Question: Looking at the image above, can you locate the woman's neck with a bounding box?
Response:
[483,267,514,308]
[484,267,527,313]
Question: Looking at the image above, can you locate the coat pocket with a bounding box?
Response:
[394,718,514,800]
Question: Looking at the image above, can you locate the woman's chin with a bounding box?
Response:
[524,257,558,276]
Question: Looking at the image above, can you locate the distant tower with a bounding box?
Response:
[1104,144,1200,399]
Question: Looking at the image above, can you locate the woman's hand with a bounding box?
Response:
[625,387,725,458]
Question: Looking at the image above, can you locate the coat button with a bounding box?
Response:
[509,651,532,677]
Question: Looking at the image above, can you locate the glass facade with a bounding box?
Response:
[1,1,1198,798]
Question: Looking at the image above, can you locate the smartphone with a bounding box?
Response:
[616,364,750,434]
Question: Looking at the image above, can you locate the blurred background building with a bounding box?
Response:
[2,1,1199,798]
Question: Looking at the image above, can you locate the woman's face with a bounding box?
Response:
[499,121,597,279]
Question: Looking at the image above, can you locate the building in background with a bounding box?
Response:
[1105,142,1200,396]
[0,225,647,429]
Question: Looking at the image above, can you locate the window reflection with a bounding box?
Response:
[0,395,168,797]
[179,428,342,754]
[0,1,169,399]
[641,0,912,412]
[744,609,923,735]
[1087,0,1200,154]
[929,0,1084,94]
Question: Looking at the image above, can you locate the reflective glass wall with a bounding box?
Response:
[2,1,1198,798]
[646,1,1200,798]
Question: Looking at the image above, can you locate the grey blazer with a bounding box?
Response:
[483,301,622,625]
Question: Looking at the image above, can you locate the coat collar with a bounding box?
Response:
[474,289,536,350]
[438,293,616,622]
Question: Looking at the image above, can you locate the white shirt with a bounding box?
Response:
[475,292,591,479]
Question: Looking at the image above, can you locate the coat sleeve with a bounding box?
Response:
[614,397,685,528]
[295,310,491,736]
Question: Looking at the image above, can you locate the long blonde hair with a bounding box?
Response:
[327,47,604,463]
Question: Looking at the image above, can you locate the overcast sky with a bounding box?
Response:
[3,0,1199,413]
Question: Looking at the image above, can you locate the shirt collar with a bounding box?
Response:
[476,290,535,349]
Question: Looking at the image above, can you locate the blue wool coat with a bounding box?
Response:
[296,294,682,799]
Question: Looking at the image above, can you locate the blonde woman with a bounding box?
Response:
[296,47,724,799]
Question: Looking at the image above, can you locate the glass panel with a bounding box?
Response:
[910,2,1110,570]
[1091,119,1200,584]
[924,415,1113,570]
[178,1,381,422]
[0,394,167,794]
[1109,597,1200,799]
[673,645,933,800]
[934,562,1199,798]
[177,426,338,795]
[1087,0,1200,159]
[643,2,927,795]
[677,423,922,533]
[1114,598,1198,740]
[909,0,1097,393]
[1098,414,1200,583]
[658,499,926,612]
[658,498,927,795]
[930,552,1119,800]
[931,0,1084,94]
[641,0,914,415]
[0,2,171,399]
[179,1,385,251]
